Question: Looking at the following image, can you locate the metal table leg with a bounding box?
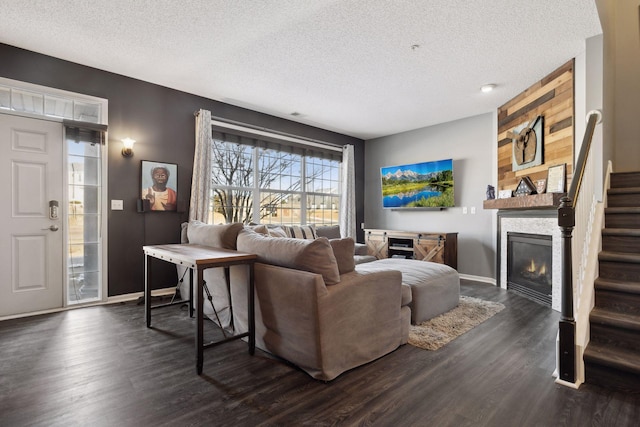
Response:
[145,254,151,328]
[196,267,204,374]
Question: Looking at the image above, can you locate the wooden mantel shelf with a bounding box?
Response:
[482,193,566,210]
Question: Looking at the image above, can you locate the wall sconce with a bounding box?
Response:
[121,138,135,157]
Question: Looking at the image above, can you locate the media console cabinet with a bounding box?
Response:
[364,229,458,269]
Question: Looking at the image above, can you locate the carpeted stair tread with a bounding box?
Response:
[608,187,640,195]
[590,307,640,332]
[595,277,640,295]
[584,341,640,375]
[602,228,640,237]
[605,207,640,214]
[599,251,640,264]
[611,172,640,188]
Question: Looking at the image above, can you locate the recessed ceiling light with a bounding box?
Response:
[481,84,496,93]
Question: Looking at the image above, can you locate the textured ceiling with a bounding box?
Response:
[0,0,602,140]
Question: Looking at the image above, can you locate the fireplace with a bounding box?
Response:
[507,232,552,307]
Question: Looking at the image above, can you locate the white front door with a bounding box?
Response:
[0,114,64,316]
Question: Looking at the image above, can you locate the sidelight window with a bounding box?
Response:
[66,127,103,304]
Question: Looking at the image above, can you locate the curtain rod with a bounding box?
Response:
[195,110,343,153]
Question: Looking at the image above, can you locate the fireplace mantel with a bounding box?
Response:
[483,193,565,210]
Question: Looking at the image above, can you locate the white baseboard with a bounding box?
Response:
[107,287,176,304]
[459,274,496,285]
[555,378,581,389]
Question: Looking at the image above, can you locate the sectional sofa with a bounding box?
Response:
[178,221,458,380]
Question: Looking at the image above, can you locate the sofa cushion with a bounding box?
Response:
[354,254,377,264]
[187,221,244,249]
[237,229,341,285]
[282,225,317,240]
[329,238,355,274]
[247,224,269,235]
[354,242,369,256]
[180,221,189,243]
[316,225,341,239]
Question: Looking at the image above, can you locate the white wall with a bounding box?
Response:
[597,0,640,172]
[364,112,496,280]
[586,34,604,199]
[575,34,604,200]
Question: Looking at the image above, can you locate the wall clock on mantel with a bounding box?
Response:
[510,115,543,171]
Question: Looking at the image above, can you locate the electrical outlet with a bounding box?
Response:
[471,207,476,215]
[111,199,123,210]
[462,206,468,214]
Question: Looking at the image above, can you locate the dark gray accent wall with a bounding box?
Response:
[0,43,364,296]
[365,113,496,280]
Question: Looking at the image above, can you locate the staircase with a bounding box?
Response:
[584,171,640,392]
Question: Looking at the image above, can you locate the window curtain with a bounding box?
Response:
[189,109,212,222]
[339,144,356,238]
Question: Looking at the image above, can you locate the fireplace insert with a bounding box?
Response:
[507,232,552,306]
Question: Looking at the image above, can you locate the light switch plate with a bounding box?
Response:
[111,199,123,210]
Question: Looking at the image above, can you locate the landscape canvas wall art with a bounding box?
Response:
[381,159,454,208]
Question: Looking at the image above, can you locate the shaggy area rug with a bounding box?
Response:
[408,295,505,351]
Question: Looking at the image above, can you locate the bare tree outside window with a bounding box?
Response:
[210,140,339,225]
[211,142,258,224]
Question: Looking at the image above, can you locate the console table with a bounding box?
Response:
[364,229,458,269]
[143,244,257,374]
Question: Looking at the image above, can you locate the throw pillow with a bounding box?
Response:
[329,238,356,274]
[237,229,341,285]
[268,226,287,238]
[187,221,244,249]
[283,225,318,240]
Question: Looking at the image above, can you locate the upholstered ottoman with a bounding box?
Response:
[356,258,460,324]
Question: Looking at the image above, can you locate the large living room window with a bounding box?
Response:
[210,132,341,226]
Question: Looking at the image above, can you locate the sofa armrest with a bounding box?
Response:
[354,242,369,256]
[317,268,403,379]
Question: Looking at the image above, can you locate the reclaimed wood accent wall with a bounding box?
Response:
[497,59,574,192]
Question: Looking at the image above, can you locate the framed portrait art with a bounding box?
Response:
[141,161,178,211]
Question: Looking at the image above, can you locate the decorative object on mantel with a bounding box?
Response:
[408,296,505,351]
[547,163,566,193]
[486,185,495,200]
[498,189,513,199]
[514,176,537,197]
[482,192,566,210]
[510,115,544,171]
[536,179,547,194]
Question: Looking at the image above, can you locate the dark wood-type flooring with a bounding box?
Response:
[1,280,639,426]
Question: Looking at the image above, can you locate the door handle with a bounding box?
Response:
[42,225,59,232]
[49,200,59,220]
